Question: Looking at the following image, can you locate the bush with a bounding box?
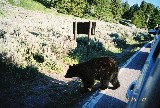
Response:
[68,36,114,63]
[109,33,127,49]
[33,53,44,63]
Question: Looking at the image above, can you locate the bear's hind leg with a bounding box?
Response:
[109,75,120,90]
[100,79,109,90]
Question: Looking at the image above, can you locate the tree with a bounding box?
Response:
[55,0,87,17]
[146,3,155,16]
[154,8,160,24]
[55,0,71,14]
[90,0,113,22]
[141,3,155,29]
[131,10,145,28]
[111,0,123,21]
[127,4,139,20]
[122,1,130,20]
[140,1,148,29]
[140,1,147,12]
[122,1,130,13]
[149,7,160,29]
[69,0,87,17]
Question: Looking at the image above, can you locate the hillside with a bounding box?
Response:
[0,1,150,107]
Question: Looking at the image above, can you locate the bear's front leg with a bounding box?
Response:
[81,78,94,93]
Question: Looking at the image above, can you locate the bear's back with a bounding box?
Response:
[88,57,117,67]
[78,57,118,73]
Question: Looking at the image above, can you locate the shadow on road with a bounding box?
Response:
[100,94,127,108]
[84,92,127,108]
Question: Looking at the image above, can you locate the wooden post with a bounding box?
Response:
[74,22,77,41]
[87,21,92,56]
[73,22,77,48]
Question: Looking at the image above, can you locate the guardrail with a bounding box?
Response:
[126,34,160,107]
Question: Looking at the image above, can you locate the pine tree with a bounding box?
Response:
[140,1,148,29]
[55,0,71,14]
[154,8,160,24]
[111,0,123,21]
[140,1,147,12]
[55,0,87,17]
[91,0,113,22]
[131,10,145,28]
[122,1,130,20]
[122,1,130,13]
[127,4,139,20]
[69,0,87,17]
[140,2,155,29]
[146,3,155,16]
[149,7,160,29]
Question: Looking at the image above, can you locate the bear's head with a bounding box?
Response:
[65,64,78,78]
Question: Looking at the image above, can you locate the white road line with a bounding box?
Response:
[82,41,152,108]
[82,90,106,108]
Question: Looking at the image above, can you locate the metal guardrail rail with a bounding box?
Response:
[126,35,160,108]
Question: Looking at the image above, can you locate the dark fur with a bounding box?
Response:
[65,57,120,91]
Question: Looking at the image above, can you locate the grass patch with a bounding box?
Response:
[7,0,52,12]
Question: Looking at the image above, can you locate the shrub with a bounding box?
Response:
[33,53,44,63]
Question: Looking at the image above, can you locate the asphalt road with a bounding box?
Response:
[82,42,151,108]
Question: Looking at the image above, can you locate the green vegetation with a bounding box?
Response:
[2,0,152,74]
[88,0,113,22]
[6,0,160,28]
[31,0,160,28]
[7,0,51,12]
[123,1,160,29]
[111,0,122,21]
[66,33,149,65]
[62,56,78,65]
[0,53,42,88]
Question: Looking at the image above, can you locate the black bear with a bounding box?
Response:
[65,57,120,92]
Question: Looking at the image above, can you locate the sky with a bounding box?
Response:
[122,0,160,7]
